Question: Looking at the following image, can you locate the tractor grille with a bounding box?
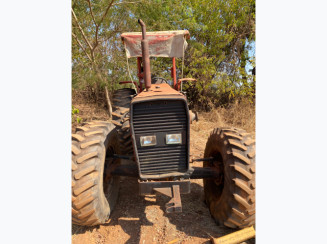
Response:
[132,100,188,176]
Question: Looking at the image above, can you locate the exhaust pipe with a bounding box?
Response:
[138,19,151,91]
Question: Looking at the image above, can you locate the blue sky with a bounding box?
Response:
[245,41,256,74]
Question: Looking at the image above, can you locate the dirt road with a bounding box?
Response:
[72,103,255,244]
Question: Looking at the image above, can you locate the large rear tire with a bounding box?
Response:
[71,121,120,226]
[111,88,136,155]
[204,127,255,228]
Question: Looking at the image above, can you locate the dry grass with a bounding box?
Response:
[189,99,255,160]
[72,91,255,137]
[72,91,110,133]
[200,99,255,134]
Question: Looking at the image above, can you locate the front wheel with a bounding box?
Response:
[204,127,255,228]
[71,121,120,226]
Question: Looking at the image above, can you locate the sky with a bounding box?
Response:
[245,40,256,74]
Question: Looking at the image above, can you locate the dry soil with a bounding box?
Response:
[71,101,255,244]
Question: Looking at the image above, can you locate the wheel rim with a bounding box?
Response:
[103,146,115,194]
[206,150,225,202]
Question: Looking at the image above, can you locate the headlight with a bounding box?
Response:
[166,133,182,144]
[140,135,157,147]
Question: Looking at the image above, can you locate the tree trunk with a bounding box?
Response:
[105,86,112,120]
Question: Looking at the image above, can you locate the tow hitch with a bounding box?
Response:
[139,180,190,213]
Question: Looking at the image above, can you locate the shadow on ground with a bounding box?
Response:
[157,181,255,244]
[72,178,255,244]
[72,177,151,243]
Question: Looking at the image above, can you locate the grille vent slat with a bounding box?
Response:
[133,115,186,121]
[140,162,187,169]
[132,100,188,176]
[139,157,187,165]
[133,119,186,125]
[141,167,187,173]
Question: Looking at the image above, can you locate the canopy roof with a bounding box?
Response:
[121,30,190,58]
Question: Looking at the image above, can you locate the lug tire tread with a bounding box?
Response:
[72,121,119,226]
[204,127,255,229]
[112,88,136,155]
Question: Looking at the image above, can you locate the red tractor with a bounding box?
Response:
[72,20,255,229]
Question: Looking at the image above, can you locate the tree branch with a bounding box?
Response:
[112,1,143,5]
[71,8,94,57]
[72,0,77,9]
[104,86,112,119]
[86,0,100,50]
[92,0,115,51]
[86,0,97,28]
[72,32,93,62]
[99,0,115,26]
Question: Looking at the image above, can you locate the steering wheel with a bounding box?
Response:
[151,77,168,84]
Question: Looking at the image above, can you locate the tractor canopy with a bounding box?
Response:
[121,30,190,58]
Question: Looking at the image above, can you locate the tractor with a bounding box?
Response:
[71,19,255,229]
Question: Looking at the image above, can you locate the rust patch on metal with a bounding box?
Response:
[165,185,182,213]
[133,83,184,101]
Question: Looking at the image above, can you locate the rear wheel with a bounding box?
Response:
[72,121,120,226]
[204,127,255,228]
[111,88,136,155]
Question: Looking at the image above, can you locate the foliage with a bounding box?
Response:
[72,0,256,109]
[72,105,82,124]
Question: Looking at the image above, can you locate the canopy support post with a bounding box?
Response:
[172,57,177,89]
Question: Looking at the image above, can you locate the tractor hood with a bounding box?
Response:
[131,83,185,102]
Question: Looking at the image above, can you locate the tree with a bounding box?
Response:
[72,0,142,97]
[72,0,256,108]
